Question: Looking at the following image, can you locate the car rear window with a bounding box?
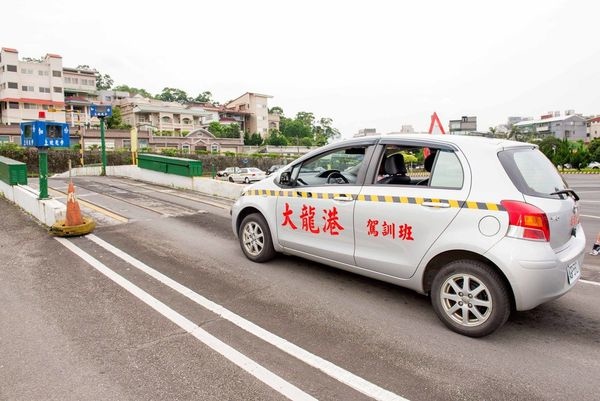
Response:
[498,147,567,199]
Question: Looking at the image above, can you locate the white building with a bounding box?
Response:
[0,47,65,124]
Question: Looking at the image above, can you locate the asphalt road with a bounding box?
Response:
[1,175,599,401]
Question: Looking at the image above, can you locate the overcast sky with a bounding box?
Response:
[4,0,600,137]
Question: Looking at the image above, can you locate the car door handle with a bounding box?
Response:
[422,201,450,208]
[333,195,354,202]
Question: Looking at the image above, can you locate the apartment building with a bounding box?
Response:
[513,110,587,141]
[63,66,99,129]
[225,92,274,137]
[587,116,600,141]
[116,95,210,135]
[0,47,66,124]
[449,116,477,135]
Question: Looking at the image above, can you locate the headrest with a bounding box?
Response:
[385,153,407,175]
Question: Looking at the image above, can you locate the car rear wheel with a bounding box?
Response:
[229,176,234,182]
[431,260,510,337]
[239,213,275,263]
[244,177,250,184]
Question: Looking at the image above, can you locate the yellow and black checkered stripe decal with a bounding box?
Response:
[243,189,505,211]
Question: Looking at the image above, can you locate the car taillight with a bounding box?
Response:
[501,200,550,242]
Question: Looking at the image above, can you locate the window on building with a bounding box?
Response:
[52,70,62,77]
[9,102,19,109]
[53,87,62,93]
[6,65,17,72]
[0,135,10,143]
[24,103,38,110]
[20,68,33,74]
[0,83,5,90]
[7,82,18,89]
[41,105,49,110]
[39,87,50,93]
[38,70,49,76]
[22,85,34,92]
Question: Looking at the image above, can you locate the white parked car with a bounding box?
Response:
[587,161,600,169]
[229,167,266,184]
[231,134,586,337]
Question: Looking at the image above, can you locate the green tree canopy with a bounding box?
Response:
[193,91,213,103]
[244,132,263,146]
[156,87,190,103]
[113,84,153,99]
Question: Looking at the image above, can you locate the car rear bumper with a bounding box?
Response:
[487,227,586,311]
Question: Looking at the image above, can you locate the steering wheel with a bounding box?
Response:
[327,171,349,184]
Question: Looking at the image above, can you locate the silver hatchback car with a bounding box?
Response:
[231,134,586,337]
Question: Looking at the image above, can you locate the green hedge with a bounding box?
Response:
[0,144,293,176]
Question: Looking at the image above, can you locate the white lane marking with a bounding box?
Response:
[580,214,600,219]
[87,234,408,401]
[580,279,600,287]
[55,237,317,401]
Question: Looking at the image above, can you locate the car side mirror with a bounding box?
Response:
[279,171,292,185]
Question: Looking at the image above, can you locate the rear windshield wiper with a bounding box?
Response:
[550,189,580,201]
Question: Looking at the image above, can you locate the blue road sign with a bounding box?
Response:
[90,104,113,117]
[20,121,70,148]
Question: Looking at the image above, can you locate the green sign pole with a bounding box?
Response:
[100,116,107,176]
[38,147,49,199]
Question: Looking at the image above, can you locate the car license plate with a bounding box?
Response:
[567,261,580,285]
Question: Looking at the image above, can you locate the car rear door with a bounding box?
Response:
[353,141,470,279]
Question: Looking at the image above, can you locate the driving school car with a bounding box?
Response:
[231,134,586,337]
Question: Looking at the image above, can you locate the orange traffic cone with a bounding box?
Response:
[65,180,84,226]
[50,180,95,237]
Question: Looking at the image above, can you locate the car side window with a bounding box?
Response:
[429,150,464,189]
[292,146,368,186]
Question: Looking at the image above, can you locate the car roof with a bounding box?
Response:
[314,134,535,156]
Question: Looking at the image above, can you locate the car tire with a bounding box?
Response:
[229,176,234,182]
[431,260,510,337]
[238,213,276,263]
[244,177,250,184]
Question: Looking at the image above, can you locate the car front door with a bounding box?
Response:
[276,143,374,265]
[354,141,471,279]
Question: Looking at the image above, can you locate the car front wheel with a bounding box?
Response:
[229,176,234,182]
[238,213,275,263]
[431,260,510,337]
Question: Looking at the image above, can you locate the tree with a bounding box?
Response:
[244,132,263,146]
[194,91,213,103]
[106,106,123,129]
[96,74,114,91]
[588,138,600,162]
[296,111,315,127]
[269,106,284,116]
[314,117,340,145]
[156,87,190,103]
[279,118,312,145]
[207,121,224,137]
[113,84,153,99]
[266,132,289,146]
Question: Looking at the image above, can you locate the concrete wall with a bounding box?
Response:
[54,165,245,200]
[0,180,65,226]
[2,163,245,228]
